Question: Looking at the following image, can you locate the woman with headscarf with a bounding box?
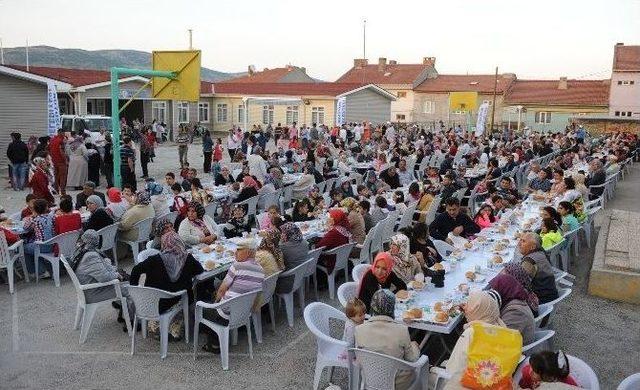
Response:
[357,252,406,312]
[255,229,284,276]
[364,170,389,195]
[234,175,260,204]
[66,135,89,189]
[118,190,155,244]
[340,197,366,245]
[130,230,204,339]
[291,164,317,199]
[214,165,235,186]
[190,178,211,206]
[105,187,129,221]
[72,230,127,313]
[339,176,355,199]
[502,262,539,315]
[276,222,310,293]
[84,194,114,232]
[389,233,422,283]
[29,157,55,206]
[316,208,352,273]
[178,201,218,246]
[488,273,536,345]
[355,289,420,390]
[442,291,507,381]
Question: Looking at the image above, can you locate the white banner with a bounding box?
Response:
[475,102,490,137]
[47,82,61,135]
[336,96,346,126]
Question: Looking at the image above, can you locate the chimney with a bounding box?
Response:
[378,57,387,72]
[248,65,254,76]
[558,76,568,90]
[354,58,368,69]
[389,60,397,65]
[423,57,436,67]
[300,67,306,74]
[286,64,293,71]
[616,42,624,46]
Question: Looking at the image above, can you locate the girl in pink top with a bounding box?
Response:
[474,204,497,229]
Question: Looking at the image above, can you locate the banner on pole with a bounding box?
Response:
[475,102,490,136]
[449,91,478,112]
[152,50,201,102]
[47,82,61,135]
[336,97,346,126]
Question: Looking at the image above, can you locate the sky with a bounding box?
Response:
[1,0,639,80]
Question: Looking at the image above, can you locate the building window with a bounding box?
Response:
[618,80,635,85]
[177,102,189,123]
[535,111,551,124]
[482,100,493,106]
[152,101,166,123]
[237,104,245,123]
[216,103,228,123]
[396,114,406,121]
[615,111,620,116]
[423,101,434,114]
[96,100,106,115]
[311,106,325,124]
[198,102,210,123]
[286,105,299,125]
[59,99,69,115]
[262,105,274,125]
[397,91,407,98]
[617,111,633,117]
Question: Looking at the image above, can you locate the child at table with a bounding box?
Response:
[473,204,497,230]
[339,298,366,361]
[540,218,564,250]
[223,205,251,238]
[518,350,579,389]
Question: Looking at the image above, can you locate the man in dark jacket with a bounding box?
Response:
[7,133,30,190]
[429,197,480,242]
[518,232,558,304]
[585,159,606,200]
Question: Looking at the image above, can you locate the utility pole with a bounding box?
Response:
[489,66,498,132]
[26,38,29,71]
[188,29,193,50]
[0,37,4,65]
[362,19,366,84]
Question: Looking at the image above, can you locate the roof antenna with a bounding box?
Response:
[362,19,367,84]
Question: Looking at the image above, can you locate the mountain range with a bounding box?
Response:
[1,46,245,82]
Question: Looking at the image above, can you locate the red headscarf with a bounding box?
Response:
[107,187,122,203]
[371,252,395,283]
[243,175,259,189]
[328,208,350,229]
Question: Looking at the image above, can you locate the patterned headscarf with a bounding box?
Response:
[71,229,102,270]
[154,217,173,237]
[329,208,351,239]
[490,271,539,313]
[257,229,284,270]
[340,197,359,213]
[371,252,395,283]
[135,190,151,205]
[370,289,396,317]
[280,222,304,243]
[188,201,206,220]
[146,181,164,195]
[160,231,189,282]
[390,233,415,282]
[464,291,506,328]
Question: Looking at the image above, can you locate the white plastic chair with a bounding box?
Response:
[252,271,280,343]
[380,211,400,248]
[514,355,600,390]
[337,281,359,308]
[582,205,602,248]
[317,243,356,300]
[136,248,160,264]
[277,257,315,327]
[259,190,282,212]
[194,289,260,370]
[396,203,416,231]
[545,287,572,307]
[351,223,378,266]
[325,178,337,193]
[352,263,370,284]
[316,180,327,194]
[96,223,119,266]
[350,172,363,186]
[304,246,324,300]
[368,222,384,256]
[236,195,260,222]
[432,239,455,259]
[60,256,131,344]
[204,202,218,219]
[0,232,28,294]
[560,228,580,271]
[544,240,564,269]
[304,302,354,390]
[618,373,640,390]
[534,304,554,328]
[522,330,556,355]
[117,216,154,264]
[157,210,179,226]
[128,285,189,360]
[34,229,82,287]
[351,348,429,390]
[280,185,294,211]
[256,212,269,230]
[422,195,441,225]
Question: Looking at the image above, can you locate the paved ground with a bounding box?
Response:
[1,145,639,389]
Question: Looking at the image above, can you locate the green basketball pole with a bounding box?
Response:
[110,67,175,188]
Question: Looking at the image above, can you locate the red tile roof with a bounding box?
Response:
[5,64,113,87]
[505,79,610,106]
[224,66,305,83]
[200,81,213,94]
[415,74,516,94]
[336,64,430,85]
[613,45,640,71]
[212,82,366,96]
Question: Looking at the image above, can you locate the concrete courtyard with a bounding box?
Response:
[1,143,639,389]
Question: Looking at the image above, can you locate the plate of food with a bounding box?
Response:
[465,271,486,283]
[203,259,219,271]
[395,289,411,303]
[449,250,464,260]
[490,255,505,267]
[402,308,424,322]
[431,310,450,324]
[407,280,426,291]
[431,262,449,273]
[201,246,213,254]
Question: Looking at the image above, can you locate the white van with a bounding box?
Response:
[61,115,111,145]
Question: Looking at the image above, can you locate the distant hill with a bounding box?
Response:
[1,46,245,82]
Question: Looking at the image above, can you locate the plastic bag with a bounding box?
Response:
[460,323,522,389]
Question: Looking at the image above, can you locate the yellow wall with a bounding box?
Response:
[210,95,336,132]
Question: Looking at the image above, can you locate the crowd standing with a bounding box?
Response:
[3,116,639,389]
